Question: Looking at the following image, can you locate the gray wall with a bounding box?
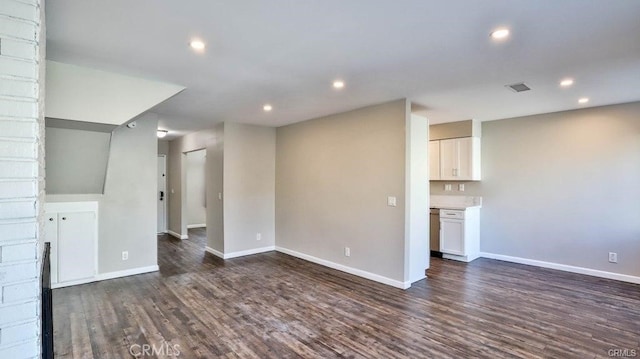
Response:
[431,101,640,277]
[158,139,169,155]
[224,123,276,252]
[168,123,275,255]
[186,149,206,226]
[99,114,158,273]
[276,100,408,282]
[47,114,159,274]
[45,127,111,194]
[168,126,222,245]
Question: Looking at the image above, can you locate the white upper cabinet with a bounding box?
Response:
[430,137,481,181]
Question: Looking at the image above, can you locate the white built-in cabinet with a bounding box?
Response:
[439,207,480,262]
[429,137,481,181]
[44,202,98,288]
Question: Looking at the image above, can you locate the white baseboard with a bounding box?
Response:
[205,245,275,259]
[187,224,206,229]
[52,265,159,289]
[480,252,640,285]
[52,277,97,289]
[168,230,188,240]
[96,265,160,281]
[275,246,410,289]
[204,246,224,258]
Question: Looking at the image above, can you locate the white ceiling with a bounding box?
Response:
[46,0,640,138]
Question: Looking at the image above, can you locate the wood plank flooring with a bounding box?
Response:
[54,229,640,358]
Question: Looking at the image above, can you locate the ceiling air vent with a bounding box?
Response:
[506,82,531,93]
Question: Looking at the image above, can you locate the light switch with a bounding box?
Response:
[444,184,452,191]
[387,196,397,207]
[459,184,465,191]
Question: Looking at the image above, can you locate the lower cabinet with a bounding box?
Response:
[439,207,480,262]
[44,202,98,287]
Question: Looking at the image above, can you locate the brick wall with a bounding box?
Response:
[0,0,44,358]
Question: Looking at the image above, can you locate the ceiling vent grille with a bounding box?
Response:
[506,82,531,93]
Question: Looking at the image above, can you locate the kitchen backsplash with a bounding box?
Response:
[430,181,483,196]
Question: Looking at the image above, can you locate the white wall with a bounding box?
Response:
[186,149,206,227]
[0,0,44,357]
[405,114,429,283]
[45,61,185,125]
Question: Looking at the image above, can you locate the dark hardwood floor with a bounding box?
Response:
[54,230,640,358]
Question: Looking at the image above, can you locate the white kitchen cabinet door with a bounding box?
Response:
[440,218,465,256]
[44,213,59,285]
[456,137,481,180]
[439,137,481,181]
[439,138,458,180]
[429,141,441,180]
[58,211,96,283]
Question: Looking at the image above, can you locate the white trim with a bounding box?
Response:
[480,252,640,285]
[205,245,275,259]
[204,246,224,258]
[52,265,159,288]
[167,230,188,240]
[187,224,206,229]
[44,201,98,213]
[158,154,168,234]
[276,246,410,289]
[96,265,159,281]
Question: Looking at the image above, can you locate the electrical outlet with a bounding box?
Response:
[387,196,397,207]
[444,184,452,191]
[256,233,262,241]
[344,247,351,257]
[458,183,465,191]
[608,252,617,263]
[122,251,129,261]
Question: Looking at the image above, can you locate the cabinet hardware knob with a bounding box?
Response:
[62,217,67,220]
[49,218,54,221]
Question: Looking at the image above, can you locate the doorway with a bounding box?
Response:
[185,149,207,247]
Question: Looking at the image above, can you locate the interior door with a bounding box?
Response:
[440,218,465,255]
[58,212,96,283]
[158,155,167,233]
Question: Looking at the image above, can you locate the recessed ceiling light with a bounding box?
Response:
[263,104,272,112]
[490,28,510,40]
[189,39,205,51]
[333,80,345,89]
[578,97,589,104]
[560,78,574,87]
[157,130,168,138]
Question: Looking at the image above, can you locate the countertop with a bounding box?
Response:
[430,195,482,210]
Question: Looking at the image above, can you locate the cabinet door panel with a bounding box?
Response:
[58,212,95,283]
[44,212,59,284]
[440,219,465,255]
[439,139,458,180]
[429,141,441,180]
[456,137,472,180]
